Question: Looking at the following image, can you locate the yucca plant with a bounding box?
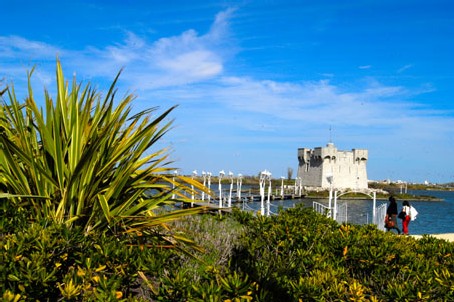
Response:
[1,60,208,239]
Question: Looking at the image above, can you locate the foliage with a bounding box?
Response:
[230,205,454,301]
[148,212,260,301]
[2,205,453,301]
[287,167,293,180]
[171,213,245,278]
[1,220,176,301]
[1,214,258,301]
[369,181,452,193]
[1,60,208,237]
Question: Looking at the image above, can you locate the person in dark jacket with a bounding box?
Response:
[385,196,401,234]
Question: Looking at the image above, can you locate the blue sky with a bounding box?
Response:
[1,0,453,183]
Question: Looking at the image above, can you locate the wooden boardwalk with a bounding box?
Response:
[186,193,305,213]
[235,194,302,202]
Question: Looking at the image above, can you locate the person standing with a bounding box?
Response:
[385,196,401,234]
[401,200,417,235]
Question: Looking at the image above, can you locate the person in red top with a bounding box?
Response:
[401,200,412,235]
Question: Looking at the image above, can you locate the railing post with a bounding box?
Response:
[228,171,234,207]
[372,191,376,224]
[259,171,266,215]
[191,170,197,206]
[207,172,212,202]
[218,170,225,208]
[267,176,272,216]
[237,174,243,201]
[328,188,333,217]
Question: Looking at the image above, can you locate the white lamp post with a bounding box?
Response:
[207,172,212,202]
[326,173,333,218]
[259,170,267,215]
[260,170,272,216]
[228,171,234,207]
[201,171,207,201]
[266,171,272,216]
[191,170,198,202]
[294,177,299,195]
[298,178,303,196]
[237,173,243,201]
[280,176,285,200]
[400,181,408,194]
[172,170,178,199]
[372,191,377,224]
[218,170,225,208]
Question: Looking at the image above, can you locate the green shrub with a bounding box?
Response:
[149,212,259,301]
[1,220,181,301]
[1,59,210,299]
[1,60,207,237]
[2,205,453,301]
[230,204,454,301]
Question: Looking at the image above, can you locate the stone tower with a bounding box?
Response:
[297,142,368,190]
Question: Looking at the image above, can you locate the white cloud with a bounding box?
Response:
[0,35,61,87]
[397,64,413,73]
[191,77,410,127]
[0,9,233,90]
[1,8,452,182]
[0,35,60,59]
[0,11,446,139]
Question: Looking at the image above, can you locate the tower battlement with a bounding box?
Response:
[297,143,368,190]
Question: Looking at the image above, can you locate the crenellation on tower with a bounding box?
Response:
[297,142,368,190]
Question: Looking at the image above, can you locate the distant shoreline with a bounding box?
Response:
[411,233,454,242]
[303,195,444,202]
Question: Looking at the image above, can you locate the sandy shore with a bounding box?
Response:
[411,233,454,242]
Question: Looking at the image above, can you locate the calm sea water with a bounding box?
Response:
[235,189,454,235]
[400,190,454,235]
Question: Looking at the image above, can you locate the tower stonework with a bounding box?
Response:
[297,143,368,190]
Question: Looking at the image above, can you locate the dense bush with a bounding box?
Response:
[1,220,176,300]
[1,211,257,301]
[230,205,454,301]
[2,205,453,301]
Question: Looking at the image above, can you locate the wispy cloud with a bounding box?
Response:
[0,35,60,59]
[0,9,447,136]
[397,64,413,73]
[155,75,442,131]
[0,9,235,90]
[1,7,452,182]
[0,35,62,87]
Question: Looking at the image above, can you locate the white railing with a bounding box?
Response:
[270,202,294,211]
[241,200,257,213]
[239,193,385,230]
[335,202,348,224]
[313,201,348,224]
[374,203,387,231]
[313,201,331,217]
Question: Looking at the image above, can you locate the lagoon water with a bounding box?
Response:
[236,189,454,235]
[402,190,454,235]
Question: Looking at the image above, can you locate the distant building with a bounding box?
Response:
[297,142,368,190]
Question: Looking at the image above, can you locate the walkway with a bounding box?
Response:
[411,233,454,242]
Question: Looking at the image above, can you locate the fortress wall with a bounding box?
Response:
[297,143,368,190]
